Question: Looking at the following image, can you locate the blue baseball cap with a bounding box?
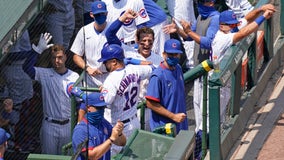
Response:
[91,1,107,15]
[98,44,125,63]
[164,39,183,54]
[0,128,10,145]
[86,92,107,107]
[219,10,239,24]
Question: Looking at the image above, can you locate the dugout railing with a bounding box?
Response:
[203,0,284,159]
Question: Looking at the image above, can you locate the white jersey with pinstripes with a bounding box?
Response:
[102,64,152,125]
[102,0,150,43]
[35,67,79,120]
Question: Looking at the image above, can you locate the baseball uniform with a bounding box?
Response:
[145,62,188,133]
[35,67,79,154]
[72,118,112,160]
[102,64,152,154]
[102,0,150,45]
[142,0,170,56]
[70,22,111,87]
[211,17,248,123]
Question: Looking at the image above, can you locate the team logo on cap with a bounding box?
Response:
[172,43,177,48]
[99,95,104,101]
[232,13,236,19]
[97,3,102,9]
[139,9,147,18]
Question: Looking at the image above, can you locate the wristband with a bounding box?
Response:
[255,15,265,26]
[109,138,115,144]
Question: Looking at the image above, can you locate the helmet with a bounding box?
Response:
[98,44,125,63]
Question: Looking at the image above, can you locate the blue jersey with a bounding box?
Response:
[72,118,113,160]
[145,63,188,133]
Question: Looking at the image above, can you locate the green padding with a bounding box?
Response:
[164,130,195,160]
[27,154,71,160]
[115,129,175,160]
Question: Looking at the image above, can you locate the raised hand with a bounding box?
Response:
[163,18,178,34]
[32,33,53,54]
[180,20,192,34]
[119,9,138,23]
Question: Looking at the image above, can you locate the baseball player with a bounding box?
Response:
[98,44,153,155]
[162,1,220,158]
[145,39,188,134]
[71,91,126,160]
[101,0,150,48]
[71,1,111,88]
[141,0,170,56]
[135,27,164,130]
[211,5,275,124]
[105,11,163,130]
[22,35,79,154]
[165,0,196,69]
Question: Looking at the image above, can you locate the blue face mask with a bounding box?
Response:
[197,4,216,19]
[166,57,180,66]
[86,109,104,125]
[94,14,107,25]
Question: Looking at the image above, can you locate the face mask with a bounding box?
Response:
[94,14,107,25]
[166,57,179,66]
[197,4,216,19]
[86,109,104,125]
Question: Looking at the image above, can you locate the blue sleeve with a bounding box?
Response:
[145,75,161,102]
[106,19,123,46]
[200,15,220,49]
[123,58,142,65]
[22,50,38,79]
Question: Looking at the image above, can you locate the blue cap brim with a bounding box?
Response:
[165,49,183,54]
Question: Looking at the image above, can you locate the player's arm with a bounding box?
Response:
[180,19,201,44]
[110,121,126,146]
[87,121,126,159]
[73,54,87,70]
[23,33,53,79]
[146,98,186,123]
[244,4,275,23]
[86,139,113,159]
[163,18,189,39]
[233,9,275,44]
[106,9,138,45]
[73,54,102,76]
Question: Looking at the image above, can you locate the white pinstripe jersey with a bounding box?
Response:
[102,0,150,43]
[102,64,152,124]
[35,68,79,120]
